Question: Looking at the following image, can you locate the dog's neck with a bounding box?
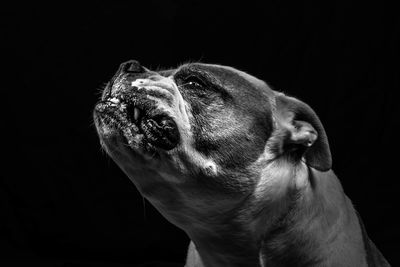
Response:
[184,165,363,267]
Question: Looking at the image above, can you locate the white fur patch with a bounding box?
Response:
[131,79,146,87]
[109,97,120,104]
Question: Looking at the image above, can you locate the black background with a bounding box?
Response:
[3,1,399,266]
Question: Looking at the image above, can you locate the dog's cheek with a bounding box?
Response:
[194,126,268,171]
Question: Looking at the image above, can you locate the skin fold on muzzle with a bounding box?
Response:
[93,60,390,267]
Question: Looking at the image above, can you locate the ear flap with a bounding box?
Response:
[274,93,332,171]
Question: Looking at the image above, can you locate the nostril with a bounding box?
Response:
[124,60,145,73]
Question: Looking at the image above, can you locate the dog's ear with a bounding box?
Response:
[273,93,332,171]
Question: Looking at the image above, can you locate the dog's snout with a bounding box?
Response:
[121,60,145,74]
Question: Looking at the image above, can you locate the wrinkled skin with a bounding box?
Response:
[94,61,278,228]
[94,61,389,267]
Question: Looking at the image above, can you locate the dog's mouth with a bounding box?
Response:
[94,94,180,152]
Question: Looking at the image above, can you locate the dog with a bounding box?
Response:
[93,60,390,266]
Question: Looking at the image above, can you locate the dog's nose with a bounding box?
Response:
[121,60,145,74]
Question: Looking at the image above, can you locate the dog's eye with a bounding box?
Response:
[182,75,206,90]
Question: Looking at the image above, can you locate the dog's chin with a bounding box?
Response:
[94,97,180,157]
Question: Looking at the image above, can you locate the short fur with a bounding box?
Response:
[94,60,390,267]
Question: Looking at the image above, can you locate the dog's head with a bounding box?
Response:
[93,60,331,229]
